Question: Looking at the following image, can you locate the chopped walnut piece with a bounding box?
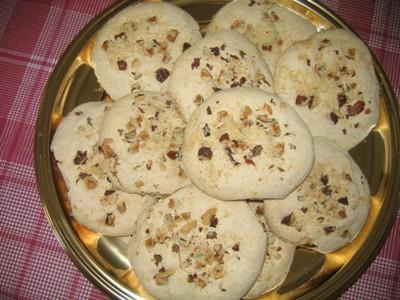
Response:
[337,93,347,107]
[147,16,158,24]
[295,95,308,106]
[346,48,356,60]
[206,106,212,115]
[231,19,244,29]
[232,243,240,252]
[219,133,230,144]
[330,112,339,124]
[209,46,220,56]
[155,68,170,83]
[201,207,217,226]
[210,264,224,280]
[102,40,109,50]
[338,209,347,218]
[191,58,200,69]
[206,231,217,239]
[146,160,153,170]
[154,254,162,266]
[182,212,191,220]
[274,143,285,156]
[166,29,179,42]
[154,268,176,286]
[281,213,294,226]
[135,181,144,188]
[180,220,197,235]
[241,105,253,118]
[347,101,365,116]
[105,213,115,226]
[73,150,88,165]
[168,198,175,209]
[324,226,336,234]
[210,215,218,227]
[177,166,187,179]
[145,238,155,249]
[262,44,272,52]
[251,145,263,157]
[198,147,213,160]
[338,196,349,205]
[166,150,180,160]
[182,42,191,52]
[83,175,97,190]
[194,94,204,106]
[100,139,116,158]
[116,202,126,214]
[117,60,127,70]
[128,142,140,154]
[200,68,212,81]
[256,114,271,123]
[172,243,180,253]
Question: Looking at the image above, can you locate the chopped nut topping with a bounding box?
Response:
[338,209,347,218]
[296,95,308,106]
[200,68,212,81]
[210,46,220,56]
[337,93,347,107]
[244,156,255,166]
[117,60,127,70]
[154,254,162,266]
[194,94,204,106]
[117,202,126,214]
[324,226,336,234]
[182,212,191,220]
[180,220,197,235]
[191,58,200,69]
[166,150,180,160]
[219,133,230,144]
[206,231,217,239]
[128,142,139,154]
[206,106,212,115]
[105,213,115,226]
[104,190,115,196]
[155,68,170,83]
[172,243,180,253]
[347,101,365,116]
[147,16,158,24]
[241,105,253,118]
[251,145,263,157]
[255,205,264,216]
[225,146,240,166]
[210,264,224,280]
[262,44,272,52]
[145,238,155,249]
[166,29,179,42]
[232,243,240,251]
[218,111,228,118]
[338,196,349,205]
[182,42,191,52]
[177,166,187,179]
[102,40,109,51]
[114,32,127,40]
[83,175,97,190]
[231,19,244,29]
[154,268,176,286]
[256,114,271,123]
[73,150,88,165]
[281,213,294,226]
[320,174,329,185]
[135,181,144,188]
[203,124,211,137]
[210,215,218,227]
[201,208,217,226]
[346,48,356,60]
[168,199,175,209]
[330,112,339,124]
[100,138,116,158]
[198,147,213,160]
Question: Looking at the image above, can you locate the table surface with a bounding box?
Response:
[1,0,399,299]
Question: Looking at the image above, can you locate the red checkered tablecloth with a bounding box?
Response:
[0,0,399,299]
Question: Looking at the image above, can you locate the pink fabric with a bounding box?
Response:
[0,0,398,299]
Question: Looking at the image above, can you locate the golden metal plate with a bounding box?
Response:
[35,1,400,299]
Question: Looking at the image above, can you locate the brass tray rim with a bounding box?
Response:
[34,1,400,299]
